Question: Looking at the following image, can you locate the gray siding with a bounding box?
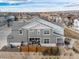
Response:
[7,28,63,45]
[27,29,59,44]
[7,18,64,46]
[7,29,27,43]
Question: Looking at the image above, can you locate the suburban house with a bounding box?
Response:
[73,18,79,30]
[7,17,64,47]
[0,16,7,26]
[0,15,15,26]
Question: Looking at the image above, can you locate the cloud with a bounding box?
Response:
[0,0,32,4]
[0,0,79,12]
[64,0,79,7]
[70,0,79,3]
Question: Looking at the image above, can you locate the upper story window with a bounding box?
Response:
[44,39,49,44]
[29,29,34,34]
[44,29,50,34]
[29,29,34,32]
[19,30,23,34]
[37,30,40,35]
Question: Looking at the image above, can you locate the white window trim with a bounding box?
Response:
[28,29,35,35]
[43,29,50,35]
[41,44,56,47]
[19,29,23,35]
[44,39,50,44]
[37,29,40,35]
[56,37,64,44]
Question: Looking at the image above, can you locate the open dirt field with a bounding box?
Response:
[64,27,79,40]
[0,52,26,59]
[0,52,79,59]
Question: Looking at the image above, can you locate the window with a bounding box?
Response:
[30,29,33,32]
[37,30,40,35]
[57,38,63,43]
[44,29,49,34]
[29,29,34,33]
[56,37,64,45]
[19,30,22,34]
[44,39,49,44]
[29,29,34,34]
[29,38,40,45]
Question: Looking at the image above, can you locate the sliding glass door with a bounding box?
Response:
[29,38,40,45]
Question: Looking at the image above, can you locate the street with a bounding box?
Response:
[0,25,11,49]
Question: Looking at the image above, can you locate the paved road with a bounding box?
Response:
[0,25,11,49]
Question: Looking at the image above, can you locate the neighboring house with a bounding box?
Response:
[51,16,63,27]
[64,17,69,26]
[0,15,15,26]
[7,17,64,47]
[0,16,7,26]
[73,19,79,30]
[53,16,62,23]
[6,15,15,27]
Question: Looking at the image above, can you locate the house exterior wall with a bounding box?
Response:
[0,17,7,26]
[7,29,28,45]
[8,28,63,46]
[40,29,56,44]
[73,19,79,30]
[25,29,63,44]
[7,18,64,46]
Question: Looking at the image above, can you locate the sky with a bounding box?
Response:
[0,0,79,12]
